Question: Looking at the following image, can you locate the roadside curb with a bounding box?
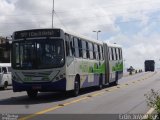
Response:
[142,108,155,120]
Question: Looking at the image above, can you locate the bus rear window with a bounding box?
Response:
[8,67,12,72]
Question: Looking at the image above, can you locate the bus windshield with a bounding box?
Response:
[12,39,65,69]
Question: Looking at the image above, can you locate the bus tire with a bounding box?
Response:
[73,77,80,97]
[3,81,8,90]
[113,72,118,85]
[27,90,38,99]
[113,79,118,85]
[98,74,103,90]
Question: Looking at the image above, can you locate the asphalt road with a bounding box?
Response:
[0,71,159,120]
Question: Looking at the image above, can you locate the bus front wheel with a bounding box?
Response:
[27,90,38,98]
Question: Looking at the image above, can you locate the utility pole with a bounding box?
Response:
[52,0,54,28]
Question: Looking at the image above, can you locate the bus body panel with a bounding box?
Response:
[66,57,105,90]
[107,46,123,84]
[12,67,67,91]
[12,78,66,92]
[111,61,123,82]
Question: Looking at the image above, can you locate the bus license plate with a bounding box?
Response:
[32,85,41,90]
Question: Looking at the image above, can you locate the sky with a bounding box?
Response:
[1,0,160,69]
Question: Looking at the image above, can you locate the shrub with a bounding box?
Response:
[144,89,160,119]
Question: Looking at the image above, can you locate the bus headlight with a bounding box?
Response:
[42,77,50,81]
[13,73,23,83]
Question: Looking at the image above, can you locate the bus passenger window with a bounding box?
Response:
[94,44,99,60]
[109,48,112,60]
[98,45,101,60]
[82,40,87,58]
[101,46,104,60]
[111,48,114,60]
[89,42,93,59]
[114,48,117,60]
[70,41,75,56]
[93,44,96,59]
[119,48,122,60]
[78,39,82,58]
[65,34,70,56]
[86,42,90,59]
[116,48,119,60]
[74,37,79,58]
[121,49,123,59]
[65,41,69,56]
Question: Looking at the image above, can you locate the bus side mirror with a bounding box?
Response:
[60,58,64,64]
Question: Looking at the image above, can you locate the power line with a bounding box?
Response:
[54,12,67,29]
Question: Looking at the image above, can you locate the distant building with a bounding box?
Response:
[0,36,11,63]
[0,37,6,44]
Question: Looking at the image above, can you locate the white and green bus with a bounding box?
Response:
[11,28,123,98]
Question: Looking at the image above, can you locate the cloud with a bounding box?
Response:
[108,29,160,69]
[1,0,160,35]
[1,0,160,68]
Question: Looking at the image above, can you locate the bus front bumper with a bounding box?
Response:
[12,78,66,92]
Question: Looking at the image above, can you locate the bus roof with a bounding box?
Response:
[64,29,103,45]
[107,42,122,48]
[63,29,122,48]
[102,41,122,48]
[145,60,155,62]
[12,28,122,48]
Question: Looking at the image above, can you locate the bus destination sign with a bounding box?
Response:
[14,29,60,39]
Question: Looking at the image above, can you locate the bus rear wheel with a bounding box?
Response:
[98,74,103,90]
[113,72,118,86]
[73,78,80,97]
[27,90,38,99]
[113,80,118,86]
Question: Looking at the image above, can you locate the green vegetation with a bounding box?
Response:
[144,89,160,120]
